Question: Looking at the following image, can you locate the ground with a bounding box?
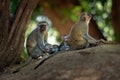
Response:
[0,44,120,80]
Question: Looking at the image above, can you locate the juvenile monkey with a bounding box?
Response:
[13,21,50,73]
[59,35,70,51]
[68,12,97,50]
[44,43,59,54]
[44,43,53,54]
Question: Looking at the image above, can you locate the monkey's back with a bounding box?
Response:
[26,29,38,55]
[68,23,87,49]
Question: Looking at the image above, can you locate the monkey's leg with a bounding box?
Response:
[82,34,97,48]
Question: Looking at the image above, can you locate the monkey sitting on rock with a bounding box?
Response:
[60,12,107,50]
[67,12,99,50]
[59,35,70,51]
[13,18,51,73]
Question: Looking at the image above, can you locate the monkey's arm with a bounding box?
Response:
[37,41,46,53]
[37,31,46,52]
[44,33,48,43]
[82,33,99,47]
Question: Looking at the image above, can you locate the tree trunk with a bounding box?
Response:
[0,0,39,70]
[89,19,106,40]
[111,0,120,42]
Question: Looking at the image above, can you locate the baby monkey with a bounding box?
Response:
[59,35,70,51]
[13,21,50,73]
[68,12,98,50]
[44,43,59,54]
[34,35,71,69]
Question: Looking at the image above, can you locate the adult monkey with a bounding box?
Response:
[13,15,51,73]
[68,12,97,50]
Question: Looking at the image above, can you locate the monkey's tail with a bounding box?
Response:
[12,57,32,73]
[34,53,56,69]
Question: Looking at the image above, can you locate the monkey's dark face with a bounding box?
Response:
[80,12,92,24]
[38,22,48,32]
[39,24,46,32]
[45,44,53,52]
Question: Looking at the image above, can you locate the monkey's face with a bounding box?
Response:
[63,35,69,41]
[80,12,92,24]
[45,44,53,52]
[38,22,48,32]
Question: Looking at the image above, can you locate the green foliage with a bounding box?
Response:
[79,0,114,41]
[58,0,114,41]
[31,5,42,20]
[21,48,28,61]
[48,28,61,44]
[71,6,82,21]
[80,0,90,12]
[10,0,20,14]
[114,33,120,42]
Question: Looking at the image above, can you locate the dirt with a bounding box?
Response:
[0,44,120,80]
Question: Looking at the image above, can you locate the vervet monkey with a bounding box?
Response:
[59,35,70,51]
[68,12,97,50]
[26,21,49,57]
[13,18,51,73]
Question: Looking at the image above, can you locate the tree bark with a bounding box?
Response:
[111,0,120,42]
[0,0,39,70]
[89,19,106,40]
[0,0,10,68]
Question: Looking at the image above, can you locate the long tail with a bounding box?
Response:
[12,57,32,73]
[34,55,51,69]
[34,53,57,69]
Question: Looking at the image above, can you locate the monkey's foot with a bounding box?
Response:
[88,43,98,47]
